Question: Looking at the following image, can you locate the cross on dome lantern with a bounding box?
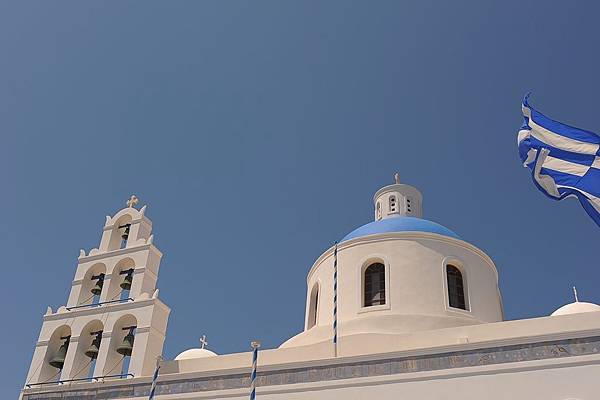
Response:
[126,195,139,208]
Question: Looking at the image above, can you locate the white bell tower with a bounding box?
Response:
[24,196,171,387]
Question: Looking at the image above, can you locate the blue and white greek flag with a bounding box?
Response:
[518,94,600,227]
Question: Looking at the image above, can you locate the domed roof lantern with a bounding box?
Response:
[341,174,459,243]
[373,173,423,221]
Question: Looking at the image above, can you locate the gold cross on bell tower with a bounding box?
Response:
[126,195,139,208]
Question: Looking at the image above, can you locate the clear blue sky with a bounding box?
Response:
[2,1,599,397]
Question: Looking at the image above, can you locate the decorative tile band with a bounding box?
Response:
[23,336,600,400]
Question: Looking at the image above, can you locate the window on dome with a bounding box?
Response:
[364,263,385,307]
[406,197,412,214]
[447,265,467,310]
[376,201,382,220]
[307,283,319,329]
[389,195,398,214]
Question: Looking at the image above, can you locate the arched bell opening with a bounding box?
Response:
[107,215,133,251]
[69,320,104,381]
[104,314,137,379]
[77,263,107,306]
[107,258,136,303]
[40,325,72,382]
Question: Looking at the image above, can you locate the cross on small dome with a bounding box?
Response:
[199,334,208,349]
[174,334,217,360]
[551,286,600,316]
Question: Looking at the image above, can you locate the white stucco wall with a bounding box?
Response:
[283,232,503,348]
[225,361,599,400]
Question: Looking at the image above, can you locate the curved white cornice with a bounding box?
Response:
[78,243,162,263]
[372,183,422,204]
[43,297,171,321]
[104,206,152,229]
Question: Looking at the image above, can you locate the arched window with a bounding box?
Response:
[307,284,319,329]
[376,201,382,220]
[389,195,398,213]
[447,265,467,310]
[364,263,385,307]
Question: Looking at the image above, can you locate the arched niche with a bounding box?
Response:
[107,215,133,252]
[78,263,106,306]
[40,325,72,382]
[306,282,320,330]
[69,320,104,380]
[104,314,137,378]
[106,258,136,302]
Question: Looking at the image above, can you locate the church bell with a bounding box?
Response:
[116,327,135,356]
[90,273,105,296]
[84,331,103,360]
[119,224,131,241]
[49,336,70,369]
[120,269,133,290]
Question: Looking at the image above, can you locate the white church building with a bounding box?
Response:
[21,179,600,399]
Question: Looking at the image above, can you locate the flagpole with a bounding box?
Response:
[250,340,261,400]
[148,355,162,400]
[333,242,338,358]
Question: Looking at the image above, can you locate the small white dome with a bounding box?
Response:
[551,301,600,316]
[174,348,217,360]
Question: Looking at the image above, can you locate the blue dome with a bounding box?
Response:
[341,217,460,242]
